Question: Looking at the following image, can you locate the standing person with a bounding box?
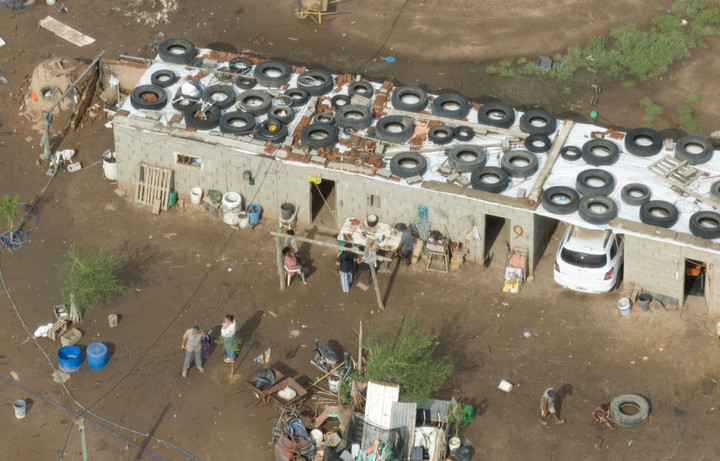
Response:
[336,250,361,293]
[592,403,615,429]
[221,314,237,363]
[393,223,413,266]
[181,326,205,378]
[539,387,566,425]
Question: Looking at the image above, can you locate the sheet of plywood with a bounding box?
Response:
[39,16,96,47]
[364,381,399,430]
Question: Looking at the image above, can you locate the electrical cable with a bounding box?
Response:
[355,0,411,73]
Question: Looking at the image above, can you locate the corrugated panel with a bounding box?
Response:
[417,399,449,424]
[390,401,417,460]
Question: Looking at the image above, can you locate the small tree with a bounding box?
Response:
[215,336,242,377]
[363,310,453,402]
[0,193,20,233]
[447,401,473,436]
[59,243,124,323]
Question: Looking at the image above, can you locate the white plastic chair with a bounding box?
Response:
[285,264,306,286]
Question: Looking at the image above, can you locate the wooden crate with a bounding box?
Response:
[61,328,83,346]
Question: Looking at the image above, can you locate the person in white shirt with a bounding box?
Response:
[221,314,237,363]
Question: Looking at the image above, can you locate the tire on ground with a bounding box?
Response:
[689,211,720,239]
[130,85,168,111]
[578,196,618,225]
[237,90,273,116]
[524,134,551,153]
[201,85,236,109]
[297,69,334,96]
[336,105,373,130]
[674,135,713,165]
[427,125,455,145]
[621,183,651,206]
[624,127,662,157]
[640,200,679,228]
[253,60,292,88]
[609,394,650,427]
[158,38,196,64]
[501,150,539,178]
[219,111,256,135]
[477,101,515,128]
[431,93,470,119]
[184,103,221,130]
[389,152,428,178]
[375,116,414,144]
[300,123,339,150]
[470,167,509,193]
[576,169,616,196]
[390,86,428,112]
[541,186,580,215]
[448,145,487,173]
[519,109,557,135]
[582,139,621,166]
[150,69,178,88]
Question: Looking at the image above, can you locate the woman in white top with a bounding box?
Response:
[221,314,237,363]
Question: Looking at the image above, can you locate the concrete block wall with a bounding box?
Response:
[624,234,720,312]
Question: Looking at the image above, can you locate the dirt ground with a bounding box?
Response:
[2,1,720,460]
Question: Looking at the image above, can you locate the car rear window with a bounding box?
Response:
[560,248,607,268]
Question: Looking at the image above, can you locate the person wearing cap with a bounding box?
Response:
[181,325,205,378]
[539,387,566,425]
[393,223,413,266]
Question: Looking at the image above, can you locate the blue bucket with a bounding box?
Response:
[247,203,262,224]
[86,343,109,370]
[58,345,81,372]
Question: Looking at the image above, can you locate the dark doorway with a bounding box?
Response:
[484,215,507,259]
[684,259,706,297]
[311,179,336,226]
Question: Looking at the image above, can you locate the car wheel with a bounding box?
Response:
[454,126,475,141]
[150,69,178,88]
[391,86,428,112]
[254,119,288,143]
[254,59,292,88]
[237,90,273,116]
[219,111,256,135]
[184,103,221,130]
[201,85,236,109]
[431,93,470,119]
[348,81,374,98]
[624,127,662,157]
[560,145,582,161]
[610,394,650,427]
[427,125,455,145]
[158,38,196,64]
[519,109,557,135]
[300,123,339,150]
[477,101,515,128]
[689,211,720,239]
[621,183,651,206]
[524,134,551,153]
[582,139,620,166]
[375,116,414,144]
[675,135,713,165]
[448,145,487,173]
[268,105,296,125]
[130,85,168,111]
[297,69,334,96]
[336,105,373,130]
[284,88,310,107]
[330,94,351,108]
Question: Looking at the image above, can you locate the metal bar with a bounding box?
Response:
[269,231,391,262]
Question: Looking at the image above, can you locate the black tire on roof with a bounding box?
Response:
[267,105,296,125]
[454,126,475,141]
[158,38,196,64]
[431,93,470,119]
[427,125,455,145]
[624,127,662,157]
[519,109,557,135]
[300,123,339,150]
[389,152,428,178]
[470,167,509,193]
[621,183,651,206]
[501,150,539,178]
[524,134,551,153]
[150,69,178,88]
[219,111,256,135]
[284,88,310,107]
[560,145,582,161]
[130,85,168,111]
[184,102,221,130]
[711,181,720,201]
[689,211,720,239]
[297,69,334,96]
[391,86,428,112]
[674,135,713,165]
[237,90,273,116]
[477,101,516,128]
[330,94,351,108]
[609,394,651,428]
[348,81,374,98]
[581,139,621,166]
[201,85,236,109]
[375,116,414,144]
[578,196,618,225]
[448,145,487,173]
[234,75,257,90]
[640,200,679,228]
[254,60,292,88]
[541,186,580,215]
[576,169,616,196]
[254,119,288,143]
[335,105,373,131]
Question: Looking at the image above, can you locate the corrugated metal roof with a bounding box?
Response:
[390,401,417,460]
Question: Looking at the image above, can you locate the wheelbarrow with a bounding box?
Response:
[295,0,348,23]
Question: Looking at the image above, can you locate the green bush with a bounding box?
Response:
[677,105,700,130]
[517,57,528,65]
[652,15,684,34]
[639,97,654,108]
[519,62,548,77]
[622,81,635,88]
[671,0,707,18]
[549,46,588,81]
[646,103,664,116]
[653,2,666,12]
[685,93,702,103]
[486,65,500,75]
[694,7,720,26]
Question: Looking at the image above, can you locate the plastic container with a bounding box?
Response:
[47,0,56,5]
[238,212,250,229]
[190,187,203,205]
[108,314,118,328]
[618,297,631,316]
[498,379,514,393]
[448,437,461,453]
[280,203,295,220]
[86,343,109,370]
[101,150,117,181]
[637,293,652,311]
[223,209,240,226]
[247,203,262,224]
[454,446,470,461]
[222,192,243,210]
[327,373,341,392]
[14,400,26,419]
[58,345,81,372]
[310,429,324,447]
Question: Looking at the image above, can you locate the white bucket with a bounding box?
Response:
[310,429,324,447]
[14,400,26,419]
[328,373,341,392]
[47,0,56,5]
[223,209,240,226]
[101,151,117,181]
[222,191,243,210]
[238,212,250,229]
[448,437,461,453]
[190,187,203,205]
[618,297,631,316]
[498,379,514,393]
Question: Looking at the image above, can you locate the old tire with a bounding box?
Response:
[621,183,651,206]
[130,85,168,111]
[711,181,720,201]
[391,86,428,112]
[454,126,475,141]
[312,112,335,125]
[158,38,196,64]
[268,105,296,124]
[576,169,616,196]
[624,127,662,157]
[524,134,551,153]
[609,394,650,427]
[254,119,288,143]
[336,105,373,130]
[470,167,509,193]
[237,90,273,116]
[519,109,557,135]
[689,211,720,239]
[431,93,470,119]
[477,101,515,128]
[184,103,221,130]
[448,145,486,173]
[219,111,256,136]
[234,75,257,90]
[640,200,679,228]
[300,123,339,150]
[541,186,580,215]
[150,69,178,88]
[297,69,334,96]
[501,150,539,178]
[389,152,428,178]
[330,94,351,108]
[675,135,713,165]
[348,81,374,98]
[201,85,236,109]
[427,125,455,145]
[254,60,291,88]
[578,196,618,225]
[284,88,310,107]
[560,145,582,161]
[582,139,620,166]
[375,116,414,144]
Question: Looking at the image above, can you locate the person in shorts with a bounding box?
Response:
[539,387,566,425]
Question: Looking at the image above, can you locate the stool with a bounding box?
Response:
[426,244,449,273]
[356,262,372,284]
[279,206,299,232]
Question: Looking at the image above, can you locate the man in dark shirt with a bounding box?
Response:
[394,223,413,266]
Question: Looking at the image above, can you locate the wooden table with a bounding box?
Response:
[336,217,402,253]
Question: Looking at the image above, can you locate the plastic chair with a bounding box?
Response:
[285,265,306,286]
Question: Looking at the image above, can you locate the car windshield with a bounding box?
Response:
[560,248,607,268]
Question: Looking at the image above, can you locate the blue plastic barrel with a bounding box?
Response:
[247,203,262,224]
[86,343,109,370]
[58,345,81,372]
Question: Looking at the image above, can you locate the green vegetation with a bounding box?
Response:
[448,401,473,436]
[640,97,664,127]
[363,310,453,402]
[562,102,580,110]
[59,243,124,323]
[622,81,635,88]
[214,335,242,376]
[685,93,702,103]
[0,194,20,233]
[677,105,700,130]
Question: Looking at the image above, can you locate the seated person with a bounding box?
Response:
[592,403,615,429]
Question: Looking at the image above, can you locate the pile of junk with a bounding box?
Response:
[269,340,473,461]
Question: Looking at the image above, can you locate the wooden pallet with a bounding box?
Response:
[135,163,174,211]
[648,155,699,187]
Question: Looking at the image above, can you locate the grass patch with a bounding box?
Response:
[685,93,702,103]
[677,105,700,130]
[640,98,664,127]
[517,57,528,65]
[562,102,580,110]
[622,81,635,88]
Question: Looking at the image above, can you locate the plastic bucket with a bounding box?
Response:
[47,0,56,5]
[101,151,117,181]
[58,345,81,372]
[280,203,295,220]
[222,192,243,210]
[190,187,203,205]
[310,429,324,447]
[498,379,513,393]
[108,314,118,328]
[238,212,250,229]
[638,293,652,311]
[86,343,109,370]
[223,209,240,226]
[448,437,461,453]
[13,400,26,419]
[328,373,341,392]
[618,297,631,316]
[247,203,262,224]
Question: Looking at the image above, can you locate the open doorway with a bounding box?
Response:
[484,215,508,266]
[684,259,709,310]
[311,179,337,227]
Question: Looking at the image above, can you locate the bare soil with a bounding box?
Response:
[1,1,720,460]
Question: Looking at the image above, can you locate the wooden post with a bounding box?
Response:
[369,263,384,311]
[275,227,285,291]
[357,320,363,370]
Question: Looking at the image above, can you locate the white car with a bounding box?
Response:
[553,225,623,293]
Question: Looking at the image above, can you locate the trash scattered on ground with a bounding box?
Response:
[523,330,533,338]
[34,323,53,337]
[380,56,395,63]
[10,371,19,381]
[498,379,514,392]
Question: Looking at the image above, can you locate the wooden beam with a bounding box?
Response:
[269,231,392,262]
[71,67,99,130]
[421,180,529,209]
[382,107,527,139]
[527,120,574,205]
[275,227,285,290]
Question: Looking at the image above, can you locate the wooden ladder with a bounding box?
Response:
[648,155,699,187]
